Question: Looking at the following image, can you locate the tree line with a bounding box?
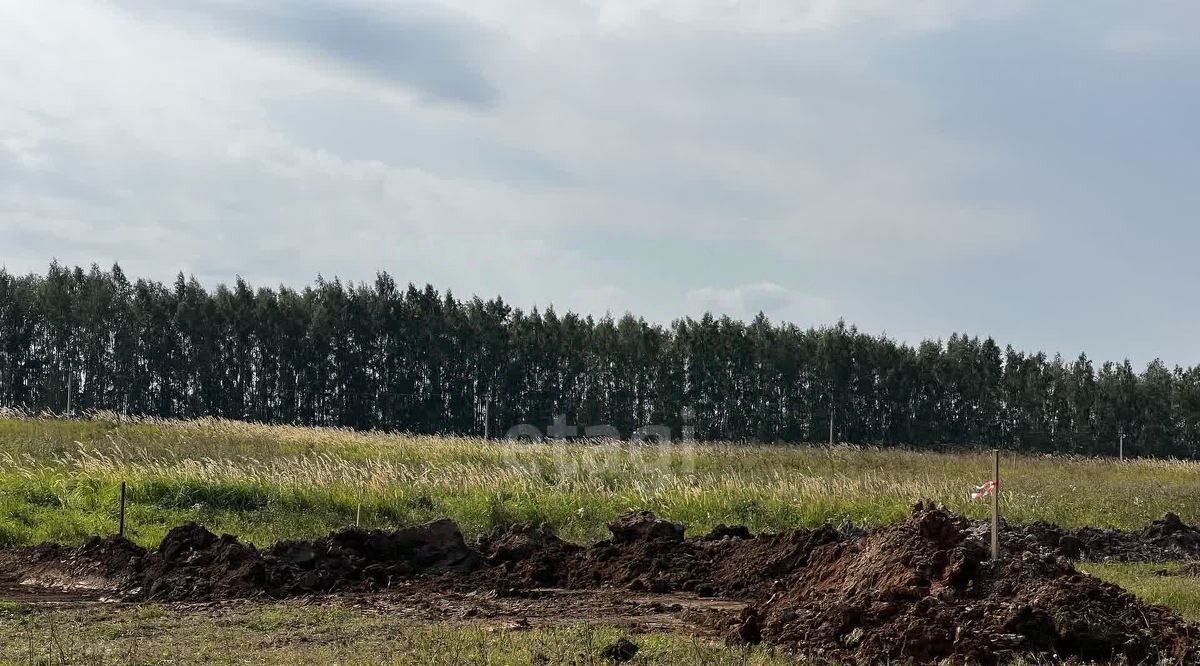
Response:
[1,262,1196,457]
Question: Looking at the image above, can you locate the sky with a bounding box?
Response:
[2,1,1199,366]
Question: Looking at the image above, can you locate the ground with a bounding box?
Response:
[2,565,1196,665]
[0,595,783,665]
[3,413,1200,664]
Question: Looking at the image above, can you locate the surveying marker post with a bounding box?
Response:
[990,450,1000,560]
[356,484,364,528]
[119,481,127,538]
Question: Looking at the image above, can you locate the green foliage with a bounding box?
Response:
[2,263,1198,455]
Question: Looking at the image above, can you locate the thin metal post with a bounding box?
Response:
[119,481,127,538]
[1119,432,1125,461]
[990,450,1000,560]
[828,406,834,446]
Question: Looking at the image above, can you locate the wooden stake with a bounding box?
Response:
[119,481,127,538]
[355,484,363,528]
[356,482,364,528]
[990,449,1000,560]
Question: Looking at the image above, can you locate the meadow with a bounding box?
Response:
[0,412,1197,548]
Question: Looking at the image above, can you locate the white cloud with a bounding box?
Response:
[567,285,629,318]
[0,0,1026,290]
[685,282,832,324]
[589,0,1024,34]
[15,0,1182,341]
[0,1,571,290]
[439,0,1026,39]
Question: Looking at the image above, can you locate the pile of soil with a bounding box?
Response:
[479,510,846,601]
[264,518,482,596]
[7,519,482,601]
[1003,512,1200,562]
[564,512,709,593]
[139,524,266,600]
[749,502,1199,665]
[6,507,1200,663]
[477,522,583,589]
[576,515,846,600]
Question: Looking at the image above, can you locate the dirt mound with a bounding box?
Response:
[751,502,1199,665]
[1001,512,1200,562]
[477,523,583,588]
[74,535,147,577]
[563,512,697,592]
[471,511,846,600]
[700,525,843,600]
[608,511,685,543]
[4,519,483,601]
[700,524,753,541]
[546,511,847,601]
[4,508,1200,663]
[265,519,483,595]
[138,524,265,600]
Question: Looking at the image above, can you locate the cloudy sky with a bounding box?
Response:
[2,1,1198,364]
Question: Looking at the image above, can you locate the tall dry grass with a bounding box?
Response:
[0,412,1197,547]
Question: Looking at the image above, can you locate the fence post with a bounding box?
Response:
[119,481,127,538]
[990,450,1000,560]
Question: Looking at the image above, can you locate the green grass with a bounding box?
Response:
[0,600,790,665]
[1081,562,1200,622]
[0,413,1198,548]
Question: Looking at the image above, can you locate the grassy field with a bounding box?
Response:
[0,600,787,665]
[0,413,1198,548]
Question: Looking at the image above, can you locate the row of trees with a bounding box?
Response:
[0,262,1196,456]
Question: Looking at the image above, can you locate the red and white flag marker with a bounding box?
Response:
[971,480,998,500]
